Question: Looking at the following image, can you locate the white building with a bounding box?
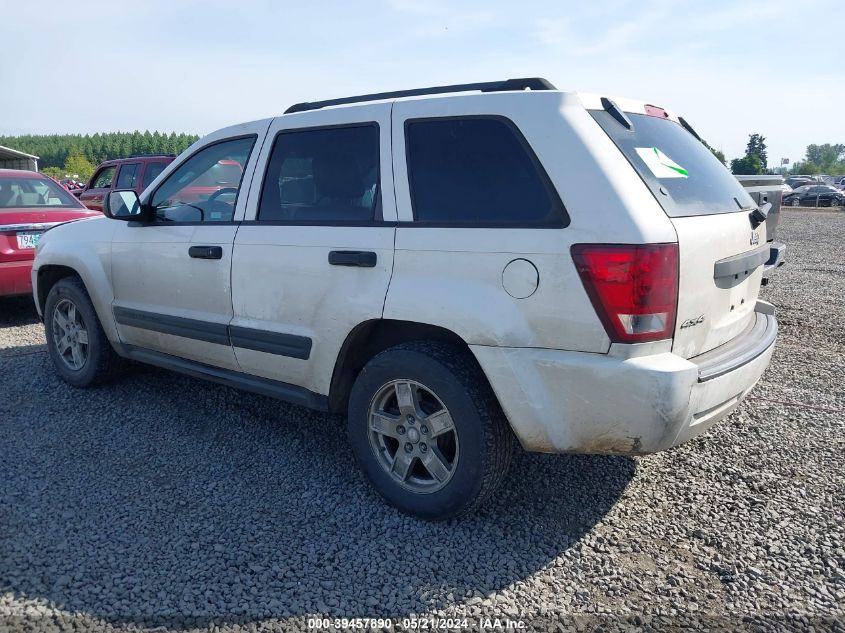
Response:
[0,145,39,171]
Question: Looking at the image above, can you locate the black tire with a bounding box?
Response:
[44,276,124,388]
[347,341,513,520]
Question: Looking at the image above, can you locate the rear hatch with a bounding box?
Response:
[591,106,765,359]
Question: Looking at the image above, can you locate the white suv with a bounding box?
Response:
[32,78,777,519]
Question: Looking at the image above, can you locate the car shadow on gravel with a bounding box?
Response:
[0,357,636,627]
[0,296,39,327]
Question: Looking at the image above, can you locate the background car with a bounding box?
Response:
[78,154,175,212]
[77,155,242,213]
[0,170,100,297]
[782,184,845,208]
[785,176,817,190]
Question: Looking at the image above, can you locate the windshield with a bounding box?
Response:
[591,111,755,217]
[0,175,81,209]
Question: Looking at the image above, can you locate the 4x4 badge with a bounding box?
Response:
[680,315,705,329]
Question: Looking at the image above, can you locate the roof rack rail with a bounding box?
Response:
[284,77,556,114]
[125,153,177,159]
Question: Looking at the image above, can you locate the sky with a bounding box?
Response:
[0,0,842,165]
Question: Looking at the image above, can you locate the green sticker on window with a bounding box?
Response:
[635,147,689,178]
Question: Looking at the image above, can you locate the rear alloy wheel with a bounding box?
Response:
[348,341,513,520]
[367,379,459,494]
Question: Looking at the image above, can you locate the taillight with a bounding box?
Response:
[571,243,679,344]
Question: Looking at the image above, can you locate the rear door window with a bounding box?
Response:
[116,163,141,189]
[258,124,380,223]
[404,117,566,226]
[591,111,756,217]
[143,162,168,187]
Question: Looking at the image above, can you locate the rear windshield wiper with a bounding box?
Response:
[678,116,702,141]
[601,97,633,130]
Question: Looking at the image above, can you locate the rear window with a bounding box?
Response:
[591,111,755,217]
[0,176,81,209]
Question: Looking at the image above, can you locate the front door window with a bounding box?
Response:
[150,137,255,223]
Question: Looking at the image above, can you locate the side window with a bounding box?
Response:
[258,124,379,223]
[143,161,167,187]
[150,136,255,223]
[405,117,566,226]
[116,163,140,189]
[91,166,116,189]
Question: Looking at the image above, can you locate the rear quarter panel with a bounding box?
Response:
[386,91,678,352]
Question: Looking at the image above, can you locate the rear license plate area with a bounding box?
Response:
[16,232,43,249]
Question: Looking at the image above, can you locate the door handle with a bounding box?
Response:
[189,245,223,260]
[328,250,377,267]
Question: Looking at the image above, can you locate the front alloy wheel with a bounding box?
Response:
[368,379,459,493]
[44,276,124,388]
[52,298,89,370]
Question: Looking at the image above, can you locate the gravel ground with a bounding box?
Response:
[0,210,843,632]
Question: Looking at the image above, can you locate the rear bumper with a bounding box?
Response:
[471,301,777,455]
[0,259,34,297]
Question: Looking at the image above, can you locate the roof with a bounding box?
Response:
[0,168,45,179]
[97,154,176,166]
[0,145,39,161]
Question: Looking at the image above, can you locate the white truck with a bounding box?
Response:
[735,174,788,281]
[32,78,778,519]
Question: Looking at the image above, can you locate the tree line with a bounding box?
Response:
[0,131,199,180]
[727,134,844,176]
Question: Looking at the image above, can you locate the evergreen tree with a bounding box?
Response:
[745,134,768,171]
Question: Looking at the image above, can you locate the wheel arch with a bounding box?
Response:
[36,265,79,315]
[35,256,120,345]
[328,319,475,413]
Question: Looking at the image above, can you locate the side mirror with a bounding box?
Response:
[104,190,150,222]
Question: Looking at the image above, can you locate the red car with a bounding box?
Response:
[0,170,100,297]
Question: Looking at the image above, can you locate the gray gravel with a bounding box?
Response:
[1,210,843,632]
